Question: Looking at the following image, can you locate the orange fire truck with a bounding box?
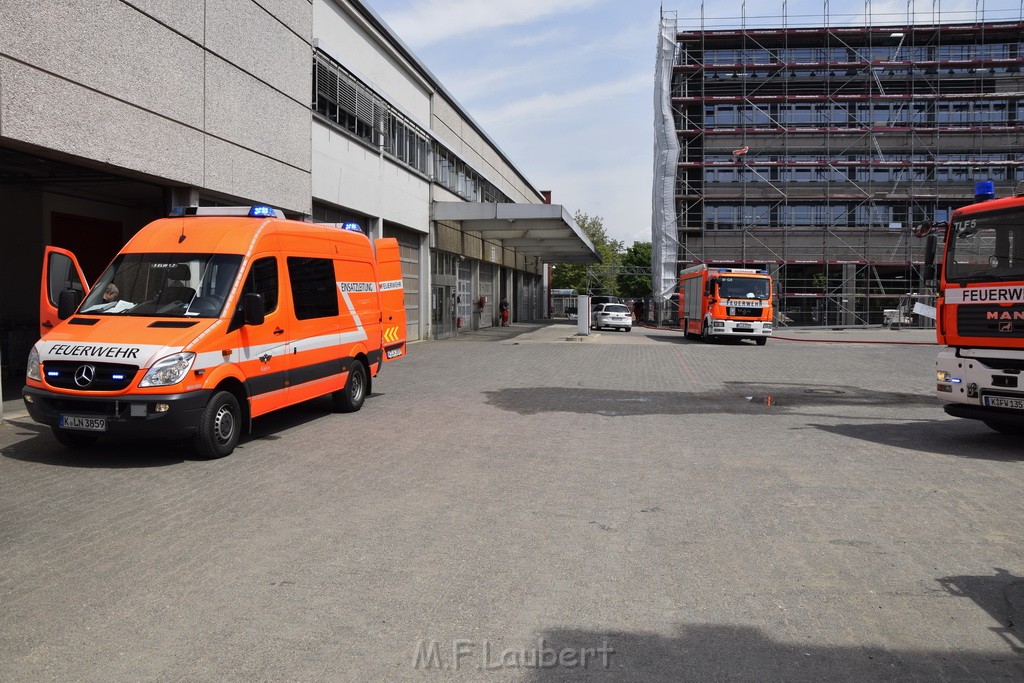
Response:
[678,265,774,344]
[922,181,1024,435]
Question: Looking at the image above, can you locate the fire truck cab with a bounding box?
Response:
[926,181,1024,435]
[679,265,774,344]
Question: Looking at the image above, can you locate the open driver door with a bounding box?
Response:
[40,246,89,338]
[374,238,407,363]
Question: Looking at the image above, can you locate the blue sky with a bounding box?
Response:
[368,0,1023,246]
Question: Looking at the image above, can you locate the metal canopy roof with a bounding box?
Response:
[432,202,601,264]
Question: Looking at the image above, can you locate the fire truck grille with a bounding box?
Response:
[42,361,140,391]
[958,306,1024,339]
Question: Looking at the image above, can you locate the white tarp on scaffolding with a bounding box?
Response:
[652,13,680,302]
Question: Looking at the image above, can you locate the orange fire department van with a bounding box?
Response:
[23,206,407,458]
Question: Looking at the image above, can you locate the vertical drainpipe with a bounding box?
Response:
[542,190,552,319]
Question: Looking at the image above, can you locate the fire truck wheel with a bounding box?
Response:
[983,420,1024,436]
[702,321,714,343]
[755,337,767,346]
[333,360,367,413]
[51,427,99,449]
[193,390,240,459]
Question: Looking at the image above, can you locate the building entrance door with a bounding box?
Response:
[432,285,455,339]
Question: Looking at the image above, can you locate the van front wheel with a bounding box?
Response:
[193,391,240,459]
[333,360,367,413]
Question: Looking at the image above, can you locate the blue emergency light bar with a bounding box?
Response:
[168,206,286,218]
[341,222,363,233]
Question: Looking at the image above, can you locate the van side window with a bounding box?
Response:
[229,257,278,331]
[287,257,339,320]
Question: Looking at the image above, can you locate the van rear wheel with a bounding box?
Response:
[193,390,240,459]
[333,360,367,413]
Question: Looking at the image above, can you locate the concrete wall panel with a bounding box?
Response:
[205,0,312,104]
[435,222,462,254]
[0,0,204,128]
[311,123,429,231]
[245,0,312,37]
[205,137,310,214]
[206,56,311,170]
[123,0,206,39]
[0,59,204,185]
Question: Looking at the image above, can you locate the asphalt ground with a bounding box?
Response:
[2,322,1023,681]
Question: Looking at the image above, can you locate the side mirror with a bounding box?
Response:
[923,234,938,283]
[243,293,265,326]
[57,289,79,320]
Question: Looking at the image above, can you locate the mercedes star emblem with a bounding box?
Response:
[74,364,96,387]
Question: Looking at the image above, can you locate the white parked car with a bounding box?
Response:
[591,303,632,332]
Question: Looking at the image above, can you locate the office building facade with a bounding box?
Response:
[654,9,1024,325]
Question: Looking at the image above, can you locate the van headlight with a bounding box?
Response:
[26,347,41,381]
[139,353,196,387]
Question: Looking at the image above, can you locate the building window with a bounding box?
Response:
[313,50,431,177]
[433,145,509,203]
[313,52,385,147]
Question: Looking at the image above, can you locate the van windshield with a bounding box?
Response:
[79,253,243,318]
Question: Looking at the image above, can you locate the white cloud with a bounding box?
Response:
[382,0,607,48]
[474,72,652,125]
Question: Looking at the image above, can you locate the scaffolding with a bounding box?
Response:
[653,0,1024,326]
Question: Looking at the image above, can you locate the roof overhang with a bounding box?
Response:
[432,202,601,264]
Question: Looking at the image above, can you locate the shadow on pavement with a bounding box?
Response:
[0,420,189,468]
[450,322,550,342]
[645,331,763,346]
[938,568,1024,653]
[806,420,1024,460]
[521,622,1023,680]
[1,391,391,468]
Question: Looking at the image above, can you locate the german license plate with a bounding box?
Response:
[59,415,107,432]
[984,396,1024,410]
[735,324,752,330]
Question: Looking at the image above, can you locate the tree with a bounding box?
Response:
[616,242,652,298]
[551,211,623,294]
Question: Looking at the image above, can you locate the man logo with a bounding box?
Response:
[74,364,96,387]
[999,321,1014,333]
